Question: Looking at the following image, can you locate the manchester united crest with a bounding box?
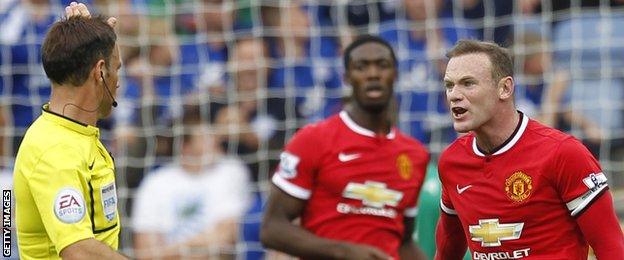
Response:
[396,154,413,180]
[505,171,532,203]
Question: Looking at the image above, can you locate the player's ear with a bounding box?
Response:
[498,76,514,100]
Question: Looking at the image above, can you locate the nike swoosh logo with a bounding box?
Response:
[88,159,95,171]
[338,152,361,162]
[456,184,472,194]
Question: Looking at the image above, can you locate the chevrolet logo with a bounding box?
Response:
[342,181,403,208]
[469,219,524,247]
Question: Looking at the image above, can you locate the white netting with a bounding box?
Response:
[1,0,623,259]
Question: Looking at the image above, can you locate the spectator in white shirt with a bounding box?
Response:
[132,105,251,259]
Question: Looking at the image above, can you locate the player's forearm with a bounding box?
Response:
[260,219,349,259]
[576,191,624,259]
[60,238,127,260]
[434,213,467,260]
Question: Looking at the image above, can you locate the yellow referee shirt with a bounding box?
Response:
[14,105,120,259]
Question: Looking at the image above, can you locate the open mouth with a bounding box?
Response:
[365,85,384,98]
[451,107,467,119]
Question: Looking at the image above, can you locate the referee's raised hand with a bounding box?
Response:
[64,1,117,28]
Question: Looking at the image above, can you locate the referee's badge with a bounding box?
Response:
[54,188,86,223]
[101,182,117,222]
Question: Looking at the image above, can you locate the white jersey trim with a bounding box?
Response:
[339,111,396,139]
[566,172,609,216]
[272,174,311,200]
[404,206,418,217]
[473,113,529,157]
[440,200,457,215]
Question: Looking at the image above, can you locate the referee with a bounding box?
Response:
[13,3,126,259]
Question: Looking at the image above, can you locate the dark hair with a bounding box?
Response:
[446,39,513,83]
[41,16,116,86]
[343,35,397,70]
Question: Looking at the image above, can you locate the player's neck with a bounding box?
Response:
[48,85,98,126]
[345,104,392,136]
[474,108,520,155]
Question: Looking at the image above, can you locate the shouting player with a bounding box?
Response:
[260,35,429,260]
[436,40,624,259]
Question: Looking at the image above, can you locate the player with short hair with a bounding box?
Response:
[13,3,126,259]
[260,35,429,260]
[436,39,624,259]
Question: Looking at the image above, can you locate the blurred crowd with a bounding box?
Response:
[1,0,624,258]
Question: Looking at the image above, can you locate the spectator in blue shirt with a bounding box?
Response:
[262,3,343,122]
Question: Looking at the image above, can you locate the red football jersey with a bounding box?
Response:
[439,113,609,259]
[272,111,429,259]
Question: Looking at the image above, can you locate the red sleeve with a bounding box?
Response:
[575,191,624,259]
[435,157,466,259]
[439,183,457,216]
[549,138,624,257]
[437,158,456,216]
[549,137,607,216]
[435,211,467,260]
[271,124,323,200]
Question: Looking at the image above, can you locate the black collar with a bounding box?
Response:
[476,111,524,156]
